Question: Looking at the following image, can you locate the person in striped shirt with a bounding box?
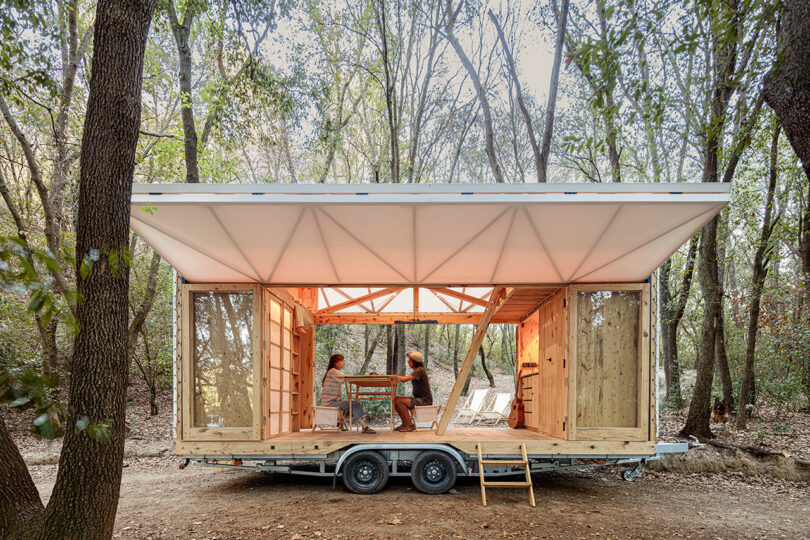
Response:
[321,354,376,434]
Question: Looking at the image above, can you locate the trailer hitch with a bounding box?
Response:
[687,436,705,450]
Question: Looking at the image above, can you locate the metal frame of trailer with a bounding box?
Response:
[129,183,726,495]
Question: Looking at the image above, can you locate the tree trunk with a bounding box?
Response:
[395,325,406,375]
[538,0,570,183]
[737,124,781,428]
[376,1,401,184]
[488,9,541,182]
[679,0,739,440]
[763,0,810,184]
[167,2,199,183]
[445,1,505,183]
[452,324,460,379]
[714,309,734,407]
[0,415,43,535]
[479,345,495,387]
[660,234,698,408]
[28,1,157,536]
[360,327,382,374]
[386,324,394,374]
[423,326,430,369]
[680,216,721,440]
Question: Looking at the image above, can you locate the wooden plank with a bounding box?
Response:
[175,430,657,457]
[436,287,506,435]
[314,313,484,325]
[429,287,490,308]
[318,287,401,314]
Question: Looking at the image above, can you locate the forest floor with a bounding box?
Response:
[7,369,810,538]
[23,452,810,539]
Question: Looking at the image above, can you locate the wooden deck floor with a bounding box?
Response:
[176,428,657,457]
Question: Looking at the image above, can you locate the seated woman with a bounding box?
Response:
[321,354,376,434]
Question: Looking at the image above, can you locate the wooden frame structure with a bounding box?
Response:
[130,182,728,461]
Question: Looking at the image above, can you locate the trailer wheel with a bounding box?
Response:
[621,463,643,482]
[411,451,457,494]
[342,451,389,494]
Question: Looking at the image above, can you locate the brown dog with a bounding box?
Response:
[711,397,728,424]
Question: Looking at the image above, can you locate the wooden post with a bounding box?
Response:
[436,287,506,435]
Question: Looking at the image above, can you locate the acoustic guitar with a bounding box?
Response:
[508,363,536,429]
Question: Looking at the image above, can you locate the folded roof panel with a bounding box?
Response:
[130,183,729,285]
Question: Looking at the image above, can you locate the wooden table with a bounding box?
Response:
[343,375,399,432]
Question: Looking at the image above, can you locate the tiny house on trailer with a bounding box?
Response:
[130,183,728,495]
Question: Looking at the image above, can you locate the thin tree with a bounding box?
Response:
[737,123,782,428]
[538,0,570,182]
[488,9,541,181]
[659,234,698,408]
[444,0,505,183]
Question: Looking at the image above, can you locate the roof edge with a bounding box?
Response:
[132,182,731,195]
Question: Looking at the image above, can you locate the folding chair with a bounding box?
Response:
[455,389,489,424]
[409,404,443,431]
[312,406,346,431]
[475,393,513,425]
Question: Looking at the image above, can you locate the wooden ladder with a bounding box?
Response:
[476,442,535,507]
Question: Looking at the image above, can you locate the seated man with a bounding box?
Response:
[321,354,375,434]
[393,351,433,432]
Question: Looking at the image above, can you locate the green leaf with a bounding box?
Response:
[10,396,30,407]
[75,415,90,432]
[86,421,112,444]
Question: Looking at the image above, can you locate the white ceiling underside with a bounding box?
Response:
[130,184,729,286]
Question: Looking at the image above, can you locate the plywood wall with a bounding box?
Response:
[517,288,567,439]
[535,289,567,439]
[574,291,640,428]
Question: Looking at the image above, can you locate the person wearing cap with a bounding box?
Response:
[393,351,433,432]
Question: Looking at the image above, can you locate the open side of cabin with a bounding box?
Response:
[130,183,727,487]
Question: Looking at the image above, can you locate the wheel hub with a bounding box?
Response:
[424,461,444,483]
[356,462,375,483]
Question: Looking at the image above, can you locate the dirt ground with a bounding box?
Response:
[25,455,810,540]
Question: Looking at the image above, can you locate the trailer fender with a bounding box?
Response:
[334,444,469,478]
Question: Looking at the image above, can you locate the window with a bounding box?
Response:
[191,291,254,429]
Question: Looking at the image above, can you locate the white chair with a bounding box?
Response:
[475,393,513,425]
[312,406,345,431]
[410,404,442,431]
[455,389,489,424]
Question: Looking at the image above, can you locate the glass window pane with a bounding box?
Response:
[269,367,282,390]
[283,307,291,329]
[283,348,291,371]
[282,391,290,412]
[192,291,254,428]
[270,322,281,345]
[270,300,281,323]
[270,344,281,368]
[576,291,640,428]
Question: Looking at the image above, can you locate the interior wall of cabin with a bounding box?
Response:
[517,288,568,439]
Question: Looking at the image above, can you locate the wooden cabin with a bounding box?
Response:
[130,183,728,492]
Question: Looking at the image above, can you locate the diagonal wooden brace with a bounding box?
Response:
[436,286,508,435]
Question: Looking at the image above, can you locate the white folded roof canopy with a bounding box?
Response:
[130,183,729,286]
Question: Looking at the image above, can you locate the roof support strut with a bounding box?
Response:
[436,287,507,435]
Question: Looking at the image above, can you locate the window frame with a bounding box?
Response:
[567,283,650,442]
[181,283,262,441]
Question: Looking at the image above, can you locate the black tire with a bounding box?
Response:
[411,451,457,494]
[341,451,389,494]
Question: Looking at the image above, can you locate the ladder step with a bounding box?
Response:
[482,481,532,487]
[479,460,528,466]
